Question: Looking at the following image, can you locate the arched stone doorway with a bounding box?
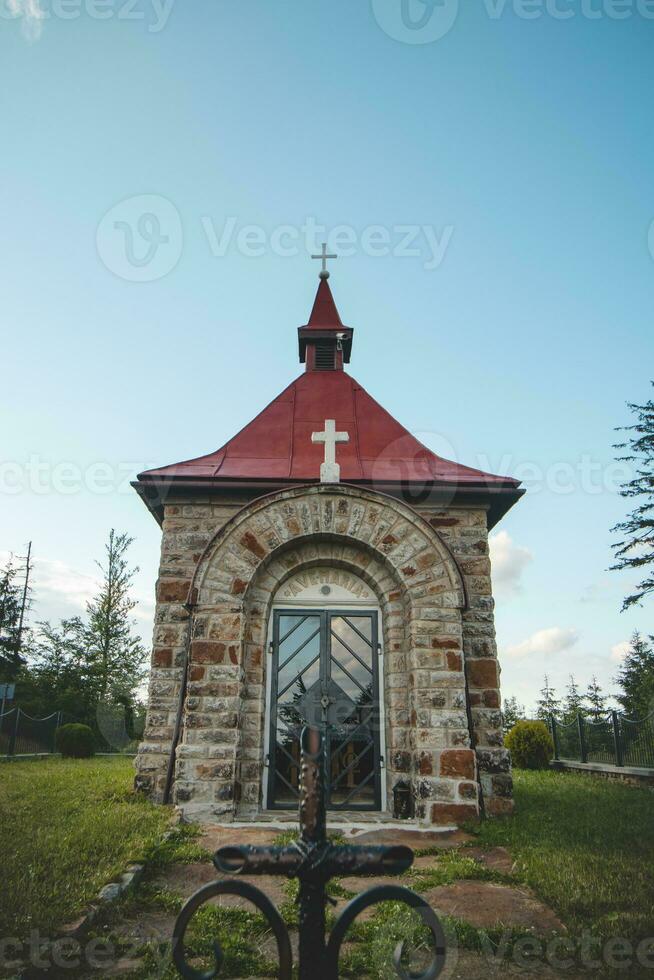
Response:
[263,566,386,812]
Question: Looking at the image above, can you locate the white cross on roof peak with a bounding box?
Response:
[311,419,349,483]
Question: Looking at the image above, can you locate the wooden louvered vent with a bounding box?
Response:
[314,343,336,370]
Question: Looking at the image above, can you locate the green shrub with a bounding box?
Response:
[505,719,553,770]
[55,723,95,759]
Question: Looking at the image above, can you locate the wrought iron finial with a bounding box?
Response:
[172,727,447,979]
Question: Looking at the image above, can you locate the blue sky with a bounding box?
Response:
[2,0,653,711]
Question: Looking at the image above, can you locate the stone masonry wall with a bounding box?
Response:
[134,497,243,802]
[416,504,513,817]
[135,485,512,824]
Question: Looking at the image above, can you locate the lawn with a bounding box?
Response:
[0,756,171,941]
[1,761,652,978]
[473,768,654,947]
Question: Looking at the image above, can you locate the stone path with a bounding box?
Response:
[341,827,474,849]
[88,823,570,978]
[422,880,565,935]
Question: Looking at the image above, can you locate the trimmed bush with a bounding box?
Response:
[55,723,95,759]
[505,719,553,770]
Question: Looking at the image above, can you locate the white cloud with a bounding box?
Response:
[610,640,631,663]
[506,627,579,660]
[489,530,533,598]
[31,557,101,611]
[7,0,45,41]
[0,551,153,641]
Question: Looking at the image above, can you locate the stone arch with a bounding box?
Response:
[176,485,476,824]
[191,483,467,611]
[237,536,410,813]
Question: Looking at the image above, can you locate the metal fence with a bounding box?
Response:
[0,708,61,756]
[551,710,654,769]
[1,704,143,757]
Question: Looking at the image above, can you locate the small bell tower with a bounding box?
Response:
[298,245,353,371]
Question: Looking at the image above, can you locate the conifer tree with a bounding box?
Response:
[84,530,147,701]
[502,695,526,734]
[585,675,608,722]
[615,631,654,720]
[563,674,586,724]
[0,559,25,681]
[535,674,561,722]
[611,385,654,609]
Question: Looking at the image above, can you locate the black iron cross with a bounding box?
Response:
[172,727,446,979]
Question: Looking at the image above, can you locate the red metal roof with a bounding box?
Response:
[136,278,522,518]
[139,370,517,487]
[304,277,343,328]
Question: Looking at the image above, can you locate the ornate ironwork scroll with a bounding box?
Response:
[172,726,447,980]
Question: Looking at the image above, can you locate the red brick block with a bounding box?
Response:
[192,640,226,664]
[431,637,461,651]
[152,648,173,668]
[157,579,191,603]
[467,658,499,690]
[240,531,266,559]
[440,749,475,780]
[446,651,463,672]
[483,690,501,708]
[485,798,514,817]
[231,578,248,595]
[429,516,460,528]
[189,665,205,681]
[430,802,479,826]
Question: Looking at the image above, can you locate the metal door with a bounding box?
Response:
[267,609,381,810]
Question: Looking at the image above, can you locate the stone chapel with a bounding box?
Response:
[134,264,524,826]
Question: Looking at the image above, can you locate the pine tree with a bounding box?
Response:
[502,695,526,734]
[615,631,654,720]
[611,385,654,609]
[84,530,147,701]
[535,674,561,722]
[562,674,586,724]
[585,675,608,722]
[0,559,24,681]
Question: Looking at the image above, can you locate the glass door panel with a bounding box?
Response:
[268,609,381,810]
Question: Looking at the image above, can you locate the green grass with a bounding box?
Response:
[3,762,653,977]
[470,768,654,947]
[0,756,172,940]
